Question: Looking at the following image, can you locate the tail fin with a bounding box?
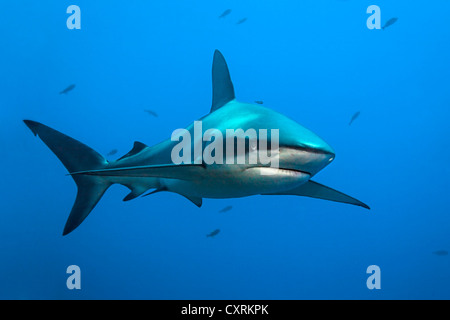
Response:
[23,120,111,235]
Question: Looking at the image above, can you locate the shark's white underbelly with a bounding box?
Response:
[160,166,311,199]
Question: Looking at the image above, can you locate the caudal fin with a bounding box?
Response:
[23,120,111,235]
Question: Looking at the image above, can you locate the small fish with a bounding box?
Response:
[382,17,398,30]
[207,229,220,237]
[254,101,264,105]
[219,9,232,18]
[349,111,360,126]
[107,149,118,156]
[433,250,448,256]
[236,18,247,25]
[144,109,158,117]
[219,205,233,213]
[59,84,76,94]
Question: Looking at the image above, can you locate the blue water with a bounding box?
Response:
[1,0,450,299]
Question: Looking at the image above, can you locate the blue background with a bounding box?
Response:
[1,0,449,299]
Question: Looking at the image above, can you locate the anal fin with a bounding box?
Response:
[123,184,152,201]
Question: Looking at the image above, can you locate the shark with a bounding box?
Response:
[24,50,369,236]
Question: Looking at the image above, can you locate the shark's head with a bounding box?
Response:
[276,126,335,178]
[270,105,335,178]
[207,50,335,179]
[208,100,335,178]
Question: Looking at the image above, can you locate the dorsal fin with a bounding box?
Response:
[211,50,235,113]
[118,141,148,160]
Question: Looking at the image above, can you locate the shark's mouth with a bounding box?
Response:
[280,145,335,156]
[278,167,311,176]
[254,166,312,178]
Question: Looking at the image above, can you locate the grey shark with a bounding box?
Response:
[24,50,369,235]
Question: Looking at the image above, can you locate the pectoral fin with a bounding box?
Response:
[263,180,370,209]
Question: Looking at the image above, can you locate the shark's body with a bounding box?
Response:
[24,50,369,235]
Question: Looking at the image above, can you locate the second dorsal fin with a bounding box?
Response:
[118,141,148,160]
[210,50,235,113]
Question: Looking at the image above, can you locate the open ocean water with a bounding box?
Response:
[1,0,450,300]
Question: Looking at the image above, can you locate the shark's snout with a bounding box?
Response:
[314,141,335,164]
[298,130,335,158]
[316,140,335,158]
[276,131,335,178]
